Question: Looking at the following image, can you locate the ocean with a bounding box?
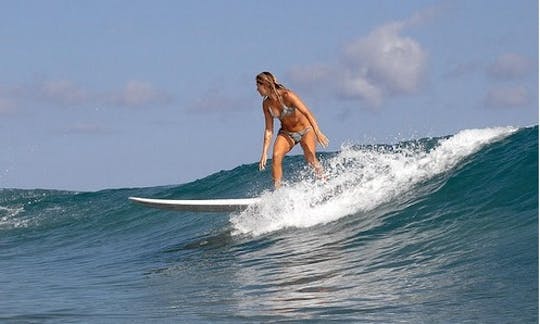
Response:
[1,126,537,323]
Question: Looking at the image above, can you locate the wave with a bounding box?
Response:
[0,125,537,322]
[230,126,520,235]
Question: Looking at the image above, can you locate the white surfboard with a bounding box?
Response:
[128,196,261,212]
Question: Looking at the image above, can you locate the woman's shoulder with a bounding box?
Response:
[281,89,300,104]
[261,97,273,110]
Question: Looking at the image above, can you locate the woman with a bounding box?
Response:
[256,71,329,188]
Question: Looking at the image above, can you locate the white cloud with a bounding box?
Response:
[341,21,427,98]
[0,84,20,114]
[444,60,482,78]
[63,123,113,135]
[0,79,173,110]
[487,53,533,80]
[482,54,534,110]
[288,64,336,88]
[188,86,248,114]
[484,85,530,108]
[108,80,171,108]
[39,80,89,106]
[288,10,430,108]
[339,76,383,107]
[0,97,17,114]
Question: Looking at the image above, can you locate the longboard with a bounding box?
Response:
[128,196,261,212]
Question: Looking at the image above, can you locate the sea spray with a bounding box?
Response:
[230,126,518,236]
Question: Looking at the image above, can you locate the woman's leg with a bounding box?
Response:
[300,130,324,178]
[272,134,294,188]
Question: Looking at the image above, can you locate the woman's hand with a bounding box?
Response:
[259,156,267,171]
[317,132,329,148]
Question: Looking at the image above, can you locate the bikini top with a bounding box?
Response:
[268,104,295,120]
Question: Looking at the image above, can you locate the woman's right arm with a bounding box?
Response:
[259,102,273,171]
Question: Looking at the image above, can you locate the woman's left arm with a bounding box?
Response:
[287,91,329,148]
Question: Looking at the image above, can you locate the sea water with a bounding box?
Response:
[1,126,537,322]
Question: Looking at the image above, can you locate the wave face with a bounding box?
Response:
[0,126,537,322]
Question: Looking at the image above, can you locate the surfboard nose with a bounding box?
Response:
[129,196,260,212]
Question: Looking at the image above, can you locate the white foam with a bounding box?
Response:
[0,205,27,229]
[230,126,517,236]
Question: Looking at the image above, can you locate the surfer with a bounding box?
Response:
[256,71,329,188]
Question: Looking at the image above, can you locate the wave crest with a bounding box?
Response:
[230,126,518,236]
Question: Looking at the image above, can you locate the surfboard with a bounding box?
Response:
[128,196,261,212]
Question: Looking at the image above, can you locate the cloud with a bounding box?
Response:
[444,60,482,78]
[39,80,89,106]
[62,123,114,135]
[0,84,20,114]
[338,75,384,107]
[0,79,173,111]
[0,97,17,115]
[487,53,534,80]
[484,85,530,108]
[340,21,427,98]
[107,80,172,108]
[445,53,534,80]
[188,86,248,114]
[482,54,534,110]
[287,64,336,90]
[288,8,432,109]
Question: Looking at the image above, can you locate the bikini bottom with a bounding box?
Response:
[279,127,312,145]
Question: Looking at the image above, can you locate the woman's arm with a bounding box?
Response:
[259,101,274,171]
[287,91,329,147]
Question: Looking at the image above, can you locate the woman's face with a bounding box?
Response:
[256,79,270,97]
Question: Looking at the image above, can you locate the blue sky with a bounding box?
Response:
[0,0,538,191]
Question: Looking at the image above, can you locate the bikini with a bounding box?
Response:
[268,104,312,144]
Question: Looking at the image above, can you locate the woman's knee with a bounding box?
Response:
[272,151,285,164]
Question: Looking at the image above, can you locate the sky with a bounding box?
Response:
[0,0,538,191]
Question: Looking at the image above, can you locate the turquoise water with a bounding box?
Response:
[1,126,537,322]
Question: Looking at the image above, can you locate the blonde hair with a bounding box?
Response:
[256,71,287,107]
